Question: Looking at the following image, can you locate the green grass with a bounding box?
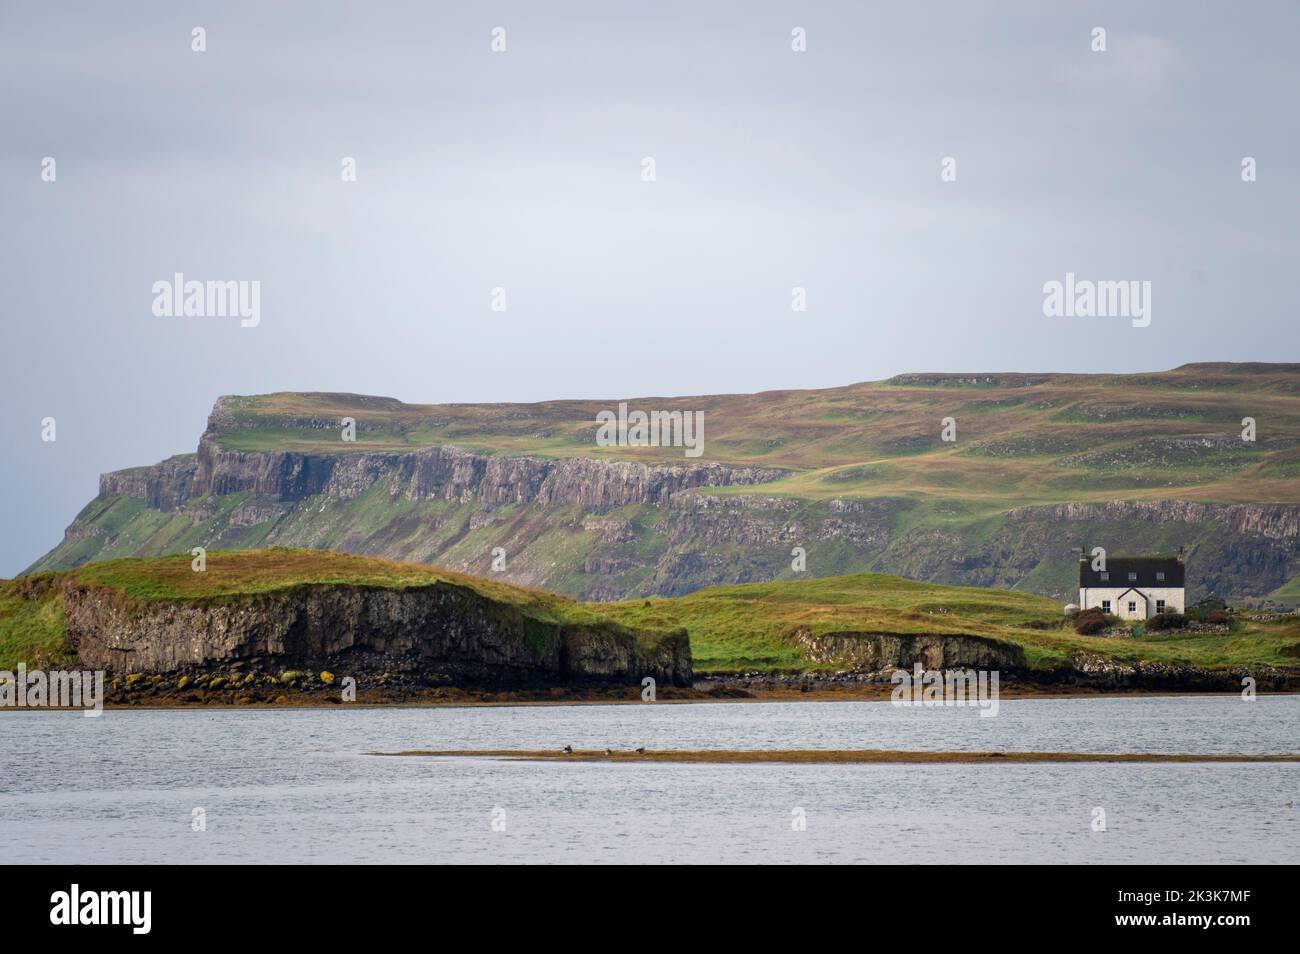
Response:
[1,548,650,671]
[0,580,72,670]
[30,365,1300,597]
[62,548,591,617]
[1267,576,1300,603]
[592,573,1045,670]
[6,549,1299,677]
[589,572,1300,673]
[198,366,1300,508]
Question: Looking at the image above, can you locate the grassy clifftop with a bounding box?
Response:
[62,547,590,613]
[1,548,634,672]
[206,364,1300,508]
[600,572,1059,670]
[5,549,1297,676]
[599,574,1300,672]
[27,364,1300,606]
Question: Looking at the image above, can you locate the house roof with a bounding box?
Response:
[1079,556,1184,588]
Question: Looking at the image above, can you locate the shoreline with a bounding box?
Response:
[14,655,1291,710]
[3,683,1296,712]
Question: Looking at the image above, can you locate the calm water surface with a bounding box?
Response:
[2,696,1296,863]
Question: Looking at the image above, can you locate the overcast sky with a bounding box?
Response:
[2,1,1298,574]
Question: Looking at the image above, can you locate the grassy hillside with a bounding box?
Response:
[595,573,1300,672]
[597,573,1059,669]
[25,364,1300,608]
[65,547,583,612]
[5,549,1297,675]
[0,579,70,671]
[1267,575,1300,603]
[0,549,624,672]
[208,364,1300,507]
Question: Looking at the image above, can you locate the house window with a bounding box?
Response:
[1101,600,1111,612]
[1156,572,1165,581]
[1128,572,1137,581]
[1157,600,1166,613]
[1099,572,1109,581]
[1128,601,1137,613]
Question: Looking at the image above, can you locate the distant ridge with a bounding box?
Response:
[25,364,1300,609]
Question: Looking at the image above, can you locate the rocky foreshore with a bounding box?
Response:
[700,662,1300,695]
[84,669,735,707]
[55,661,1300,709]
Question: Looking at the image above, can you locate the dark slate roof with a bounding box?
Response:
[1079,556,1184,588]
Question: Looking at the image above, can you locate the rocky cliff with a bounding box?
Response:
[41,465,1300,604]
[29,370,1300,605]
[97,435,785,513]
[788,629,1026,671]
[61,579,691,686]
[189,436,785,509]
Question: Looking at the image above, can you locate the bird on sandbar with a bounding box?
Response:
[563,744,573,754]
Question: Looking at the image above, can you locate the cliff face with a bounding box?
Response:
[98,455,199,511]
[62,580,691,686]
[41,451,1300,604]
[1005,500,1300,541]
[189,436,785,509]
[789,629,1027,671]
[31,381,1300,605]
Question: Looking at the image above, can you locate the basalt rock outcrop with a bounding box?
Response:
[788,629,1027,672]
[62,581,691,687]
[98,455,199,511]
[92,436,785,516]
[179,434,787,511]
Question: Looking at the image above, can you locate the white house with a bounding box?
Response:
[1078,555,1186,621]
